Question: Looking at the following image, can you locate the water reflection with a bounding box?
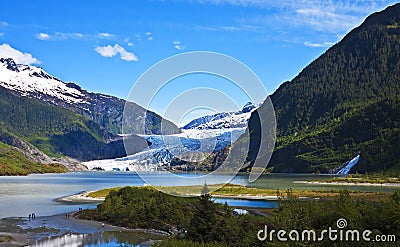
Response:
[213,198,278,208]
[29,231,165,247]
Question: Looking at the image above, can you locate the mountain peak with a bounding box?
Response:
[182,102,256,130]
[242,102,255,113]
[0,57,58,80]
[0,57,19,72]
[0,57,86,104]
[362,3,400,27]
[0,57,180,135]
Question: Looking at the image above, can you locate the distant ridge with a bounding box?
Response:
[182,102,255,130]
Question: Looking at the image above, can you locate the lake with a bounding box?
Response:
[29,231,166,247]
[0,172,398,219]
[1,172,398,246]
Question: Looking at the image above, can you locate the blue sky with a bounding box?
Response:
[0,0,397,125]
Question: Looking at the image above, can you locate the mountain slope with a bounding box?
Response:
[0,140,68,175]
[0,58,180,135]
[0,85,147,163]
[247,3,400,174]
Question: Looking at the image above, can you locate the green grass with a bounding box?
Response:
[87,183,391,202]
[88,187,122,198]
[25,136,65,158]
[316,173,400,184]
[0,141,68,175]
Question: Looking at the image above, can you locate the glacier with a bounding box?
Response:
[84,102,256,171]
[83,128,246,171]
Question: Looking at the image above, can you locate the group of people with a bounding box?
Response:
[28,207,84,221]
[28,213,36,220]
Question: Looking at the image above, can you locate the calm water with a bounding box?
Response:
[0,172,249,219]
[213,198,278,208]
[1,172,398,247]
[0,172,398,219]
[29,231,166,247]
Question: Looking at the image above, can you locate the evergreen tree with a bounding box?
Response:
[188,184,217,242]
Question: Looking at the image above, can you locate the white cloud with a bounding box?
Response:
[145,32,153,41]
[304,41,335,48]
[54,32,85,40]
[95,44,138,62]
[97,32,114,39]
[219,26,241,31]
[36,33,50,40]
[190,0,395,14]
[172,40,185,50]
[292,7,361,33]
[119,49,138,61]
[196,24,263,32]
[0,43,40,64]
[189,0,398,42]
[95,45,118,57]
[134,33,141,41]
[0,21,8,27]
[174,45,185,50]
[73,33,84,38]
[0,33,4,37]
[35,32,120,41]
[124,37,134,47]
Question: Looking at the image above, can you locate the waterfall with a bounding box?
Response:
[336,155,360,175]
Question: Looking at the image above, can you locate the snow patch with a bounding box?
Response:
[0,58,87,104]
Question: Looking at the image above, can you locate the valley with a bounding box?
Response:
[0,2,399,246]
[1,3,400,175]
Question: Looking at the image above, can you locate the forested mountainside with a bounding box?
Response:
[0,57,180,135]
[247,3,400,174]
[0,56,181,174]
[0,85,147,174]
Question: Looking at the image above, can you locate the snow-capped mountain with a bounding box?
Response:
[0,57,179,135]
[82,103,252,171]
[182,102,256,130]
[0,58,86,104]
